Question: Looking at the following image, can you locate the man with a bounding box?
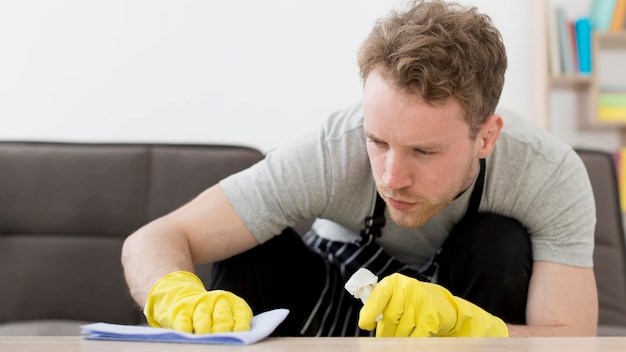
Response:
[122,0,598,337]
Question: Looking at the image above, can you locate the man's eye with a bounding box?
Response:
[415,149,433,156]
[368,138,386,147]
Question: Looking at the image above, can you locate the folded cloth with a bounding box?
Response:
[81,308,288,345]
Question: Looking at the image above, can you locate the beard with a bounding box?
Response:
[381,191,452,228]
[377,158,477,229]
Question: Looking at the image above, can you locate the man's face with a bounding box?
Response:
[362,69,483,228]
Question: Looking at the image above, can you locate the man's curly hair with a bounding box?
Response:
[358,0,507,138]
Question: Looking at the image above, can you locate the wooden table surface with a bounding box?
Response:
[2,336,626,352]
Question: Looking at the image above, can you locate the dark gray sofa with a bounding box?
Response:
[1,142,625,336]
[0,141,265,335]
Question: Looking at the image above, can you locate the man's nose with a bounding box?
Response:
[381,152,411,190]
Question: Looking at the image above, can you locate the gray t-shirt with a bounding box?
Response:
[221,102,596,268]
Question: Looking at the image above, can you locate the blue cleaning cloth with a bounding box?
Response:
[81,308,289,345]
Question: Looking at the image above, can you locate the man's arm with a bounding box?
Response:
[121,183,259,308]
[507,261,598,337]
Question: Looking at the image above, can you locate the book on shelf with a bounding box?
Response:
[547,3,562,76]
[591,0,618,31]
[597,92,626,122]
[569,20,580,73]
[575,17,592,74]
[598,106,626,121]
[611,0,626,32]
[599,92,626,105]
[548,2,625,77]
[551,9,594,75]
[555,7,575,74]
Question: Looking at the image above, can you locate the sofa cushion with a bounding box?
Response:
[0,142,265,333]
[0,144,148,236]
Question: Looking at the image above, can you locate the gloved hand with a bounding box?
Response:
[144,271,253,334]
[358,273,508,337]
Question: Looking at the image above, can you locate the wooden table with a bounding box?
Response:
[2,336,626,352]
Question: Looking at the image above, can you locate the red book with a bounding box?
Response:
[568,20,579,73]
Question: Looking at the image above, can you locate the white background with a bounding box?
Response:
[0,0,614,153]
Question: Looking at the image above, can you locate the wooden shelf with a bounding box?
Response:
[595,31,626,49]
[550,75,592,89]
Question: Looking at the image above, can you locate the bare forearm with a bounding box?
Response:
[121,219,195,308]
[515,263,598,337]
[121,184,264,309]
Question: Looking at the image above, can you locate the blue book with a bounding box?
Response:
[575,17,593,75]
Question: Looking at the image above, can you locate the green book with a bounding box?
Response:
[599,93,626,107]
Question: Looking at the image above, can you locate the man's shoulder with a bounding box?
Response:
[495,108,574,164]
[487,108,591,216]
[323,101,365,141]
[487,107,588,210]
[489,109,595,268]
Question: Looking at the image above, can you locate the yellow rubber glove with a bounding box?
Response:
[358,273,508,337]
[144,271,253,334]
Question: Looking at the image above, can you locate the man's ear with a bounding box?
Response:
[477,114,503,159]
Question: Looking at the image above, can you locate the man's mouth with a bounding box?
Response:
[385,196,417,211]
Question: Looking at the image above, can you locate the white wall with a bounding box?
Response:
[1,0,532,153]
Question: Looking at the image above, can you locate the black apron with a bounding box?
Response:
[299,159,486,336]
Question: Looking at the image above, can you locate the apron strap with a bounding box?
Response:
[359,192,386,245]
[464,158,486,220]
